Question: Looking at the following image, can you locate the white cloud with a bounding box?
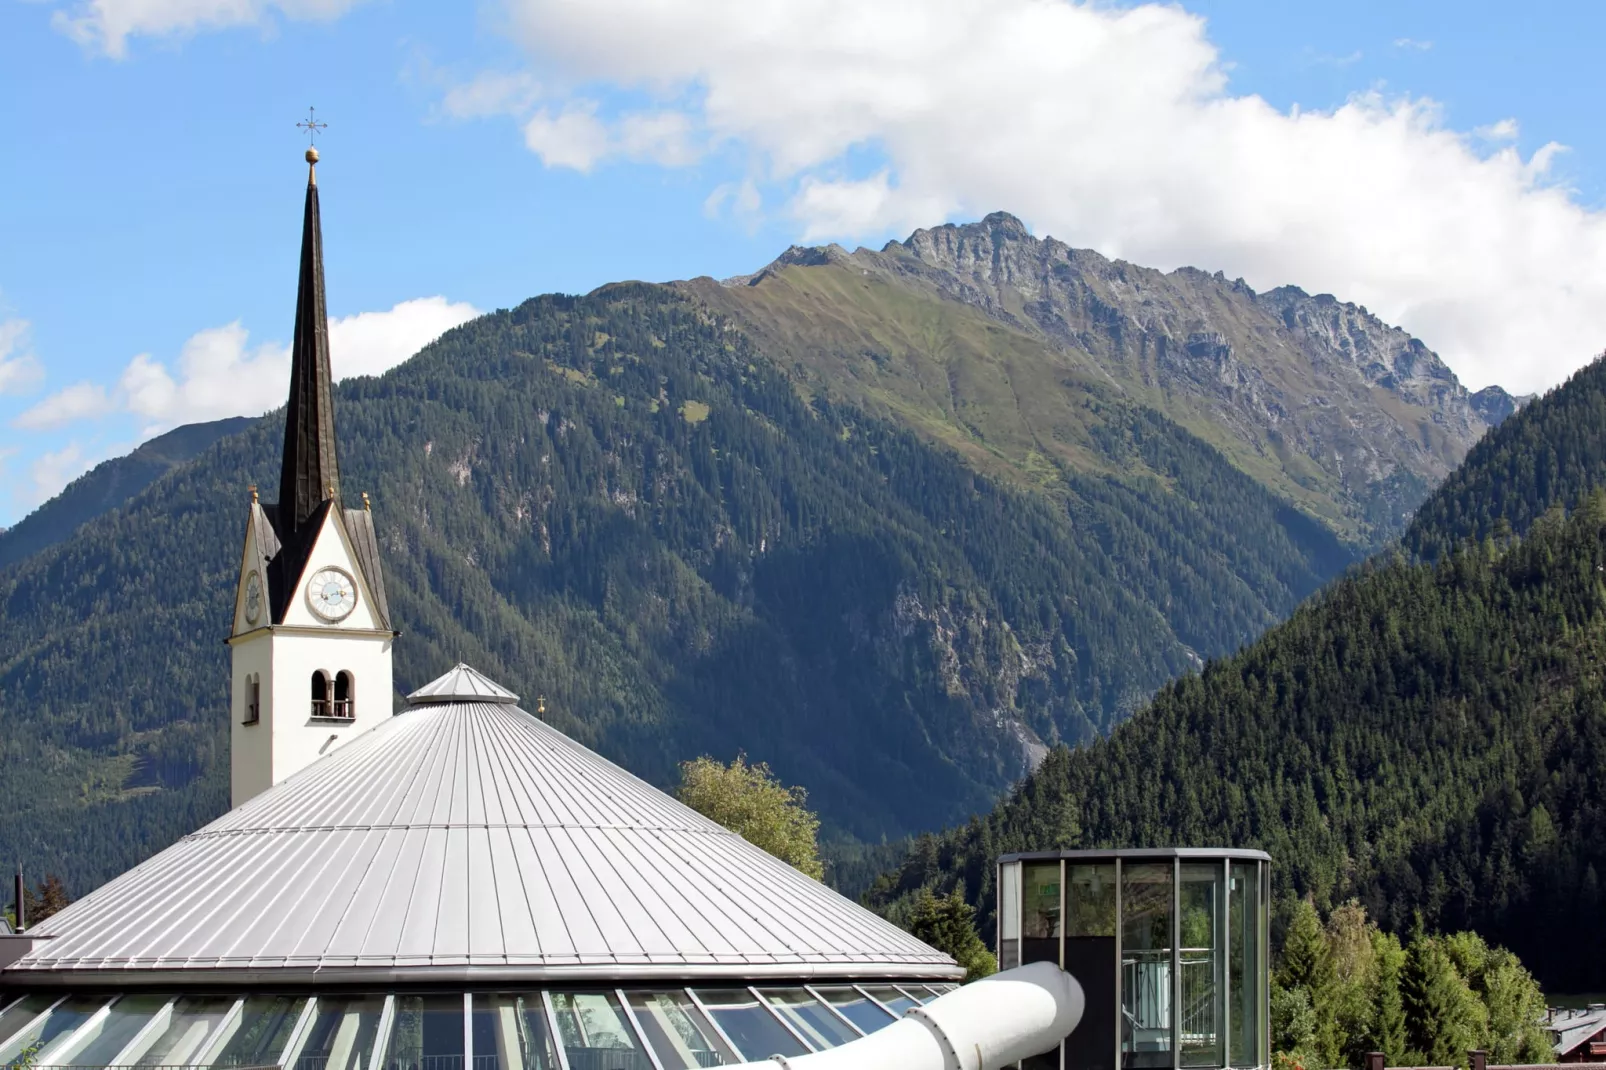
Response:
[52,0,366,58]
[1394,38,1434,51]
[485,0,1606,393]
[1476,118,1521,142]
[15,296,478,436]
[27,442,107,508]
[0,319,43,396]
[15,382,114,430]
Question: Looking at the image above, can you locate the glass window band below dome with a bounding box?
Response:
[0,983,958,1070]
[997,848,1271,1070]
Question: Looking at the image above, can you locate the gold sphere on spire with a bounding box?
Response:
[305,147,320,165]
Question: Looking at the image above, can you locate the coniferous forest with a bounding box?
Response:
[870,353,1606,994]
[0,284,1356,893]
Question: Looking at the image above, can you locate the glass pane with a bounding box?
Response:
[1181,864,1225,1067]
[1065,863,1118,1070]
[472,995,559,1070]
[132,998,236,1066]
[811,988,894,1036]
[690,990,806,1060]
[210,996,308,1069]
[1022,862,1062,966]
[625,992,735,1068]
[293,996,386,1070]
[999,861,1021,971]
[51,995,168,1067]
[386,996,465,1070]
[859,986,918,1017]
[1122,862,1174,1069]
[0,997,59,1052]
[758,990,859,1049]
[0,997,106,1063]
[550,993,652,1070]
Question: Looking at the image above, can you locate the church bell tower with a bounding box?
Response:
[226,146,395,808]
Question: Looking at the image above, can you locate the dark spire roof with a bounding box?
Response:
[276,156,339,535]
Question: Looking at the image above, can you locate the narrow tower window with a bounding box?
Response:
[334,671,355,719]
[311,671,331,718]
[244,674,261,725]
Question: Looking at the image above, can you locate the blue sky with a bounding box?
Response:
[2,0,1604,526]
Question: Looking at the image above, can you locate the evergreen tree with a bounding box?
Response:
[1368,930,1408,1065]
[909,887,997,982]
[1402,928,1486,1066]
[1279,899,1336,996]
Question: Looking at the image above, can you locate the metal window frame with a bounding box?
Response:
[1173,855,1182,1070]
[750,988,833,1053]
[0,995,67,1058]
[37,995,117,1065]
[367,994,397,1070]
[1222,857,1232,1070]
[683,988,745,1062]
[1114,856,1123,1070]
[539,991,571,1070]
[109,996,178,1067]
[278,995,321,1070]
[192,996,248,1069]
[800,987,868,1039]
[1060,857,1068,1070]
[614,989,667,1070]
[849,985,904,1020]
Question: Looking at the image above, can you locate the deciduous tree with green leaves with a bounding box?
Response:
[677,755,824,880]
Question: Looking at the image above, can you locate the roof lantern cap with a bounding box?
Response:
[406,662,520,705]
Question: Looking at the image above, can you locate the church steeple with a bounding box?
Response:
[277,146,339,534]
[226,138,394,809]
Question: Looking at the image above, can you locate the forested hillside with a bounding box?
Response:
[0,416,251,570]
[872,483,1606,990]
[0,284,1358,894]
[1406,354,1606,560]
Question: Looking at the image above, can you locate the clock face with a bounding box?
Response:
[307,567,358,623]
[244,571,263,625]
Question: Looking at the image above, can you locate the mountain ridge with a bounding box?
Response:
[691,211,1519,543]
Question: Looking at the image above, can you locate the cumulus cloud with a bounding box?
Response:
[52,0,366,58]
[26,443,105,508]
[481,0,1606,393]
[0,319,43,396]
[16,296,478,437]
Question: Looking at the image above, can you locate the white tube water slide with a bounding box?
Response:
[730,961,1084,1070]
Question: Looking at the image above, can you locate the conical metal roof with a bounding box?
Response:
[406,662,520,704]
[15,666,957,985]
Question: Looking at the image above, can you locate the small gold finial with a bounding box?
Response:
[362,492,371,512]
[537,695,547,719]
[248,484,259,503]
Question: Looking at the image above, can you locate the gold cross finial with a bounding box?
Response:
[298,107,327,176]
[249,484,259,504]
[537,695,547,719]
[362,492,372,512]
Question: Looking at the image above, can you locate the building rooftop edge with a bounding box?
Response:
[997,847,1271,864]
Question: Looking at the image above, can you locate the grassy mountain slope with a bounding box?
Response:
[0,417,252,570]
[687,213,1514,544]
[0,284,1356,894]
[871,358,1606,990]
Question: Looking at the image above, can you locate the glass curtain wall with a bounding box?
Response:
[1064,864,1118,1070]
[1179,865,1225,1067]
[1000,861,1022,970]
[1121,863,1174,1069]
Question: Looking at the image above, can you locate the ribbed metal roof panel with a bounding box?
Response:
[16,668,957,982]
